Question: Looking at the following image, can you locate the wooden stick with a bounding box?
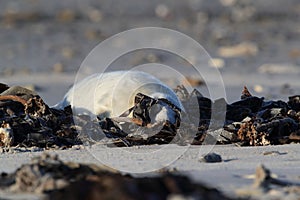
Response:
[0,95,27,106]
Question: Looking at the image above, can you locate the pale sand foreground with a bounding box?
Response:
[1,144,300,198]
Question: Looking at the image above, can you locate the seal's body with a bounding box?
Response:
[55,71,183,126]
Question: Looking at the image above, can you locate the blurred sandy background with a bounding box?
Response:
[0,0,300,105]
[1,2,300,198]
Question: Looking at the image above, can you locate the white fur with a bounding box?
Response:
[54,71,183,125]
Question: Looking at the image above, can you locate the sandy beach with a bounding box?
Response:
[1,144,300,199]
[1,0,300,199]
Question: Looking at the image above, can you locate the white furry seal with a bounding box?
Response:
[55,71,183,127]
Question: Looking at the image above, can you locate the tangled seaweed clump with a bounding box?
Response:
[173,86,300,146]
[228,88,300,145]
[0,83,81,149]
[0,83,300,148]
[1,154,299,199]
[0,153,232,199]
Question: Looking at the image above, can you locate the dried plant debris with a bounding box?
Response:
[0,83,300,148]
[188,85,300,146]
[236,164,300,199]
[0,84,81,149]
[0,154,232,200]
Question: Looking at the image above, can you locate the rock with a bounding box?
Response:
[218,42,258,58]
[56,9,76,22]
[253,85,264,93]
[85,29,105,40]
[199,152,222,163]
[155,4,171,20]
[52,63,64,73]
[61,47,74,59]
[258,63,300,74]
[208,58,225,69]
[87,9,103,22]
[146,53,159,63]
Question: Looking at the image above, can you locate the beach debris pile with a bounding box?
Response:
[0,83,300,148]
[0,83,80,149]
[0,153,232,200]
[177,86,300,146]
[229,87,300,145]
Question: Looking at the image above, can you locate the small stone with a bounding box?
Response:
[87,9,103,22]
[178,18,189,30]
[53,63,64,73]
[208,58,225,69]
[258,63,300,74]
[146,53,158,63]
[196,12,208,25]
[85,30,104,40]
[199,152,222,163]
[254,85,264,93]
[56,9,76,22]
[218,42,258,58]
[61,47,74,59]
[155,4,171,19]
